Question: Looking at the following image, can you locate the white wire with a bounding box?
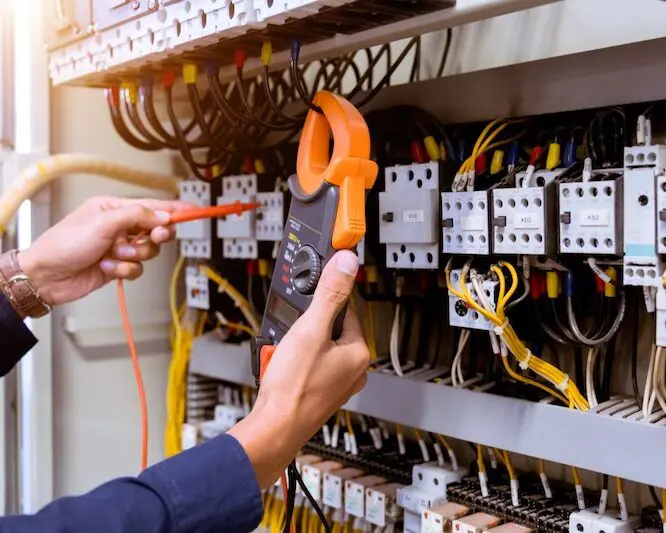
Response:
[643,345,657,417]
[389,304,403,377]
[585,348,599,408]
[452,329,470,387]
[653,347,666,415]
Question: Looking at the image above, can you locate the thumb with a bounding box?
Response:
[303,250,359,337]
[98,204,171,237]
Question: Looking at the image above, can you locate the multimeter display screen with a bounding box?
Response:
[267,292,301,328]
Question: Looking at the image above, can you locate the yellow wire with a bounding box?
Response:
[476,444,486,474]
[572,466,581,485]
[662,489,666,522]
[344,411,354,435]
[200,265,260,333]
[502,450,517,480]
[616,477,623,494]
[539,458,546,474]
[448,262,588,411]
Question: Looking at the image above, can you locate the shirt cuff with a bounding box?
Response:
[0,291,37,377]
[140,433,263,533]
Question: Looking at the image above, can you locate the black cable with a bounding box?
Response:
[261,65,305,125]
[123,99,169,149]
[105,88,161,152]
[290,60,323,114]
[141,81,202,147]
[282,464,297,533]
[650,486,662,509]
[235,67,298,131]
[353,38,419,109]
[293,464,332,533]
[436,28,453,78]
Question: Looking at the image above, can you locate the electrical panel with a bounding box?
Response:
[558,179,623,255]
[623,146,665,286]
[491,170,559,256]
[379,162,441,269]
[447,269,497,331]
[185,265,209,310]
[218,174,258,260]
[177,180,211,259]
[441,191,491,255]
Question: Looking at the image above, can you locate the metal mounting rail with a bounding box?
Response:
[190,332,666,487]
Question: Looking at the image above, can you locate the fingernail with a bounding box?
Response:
[116,244,136,258]
[334,250,359,276]
[100,259,117,272]
[154,210,171,224]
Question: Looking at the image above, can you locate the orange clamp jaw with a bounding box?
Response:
[296,91,378,250]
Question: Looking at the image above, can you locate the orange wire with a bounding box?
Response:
[118,278,149,470]
[114,201,262,472]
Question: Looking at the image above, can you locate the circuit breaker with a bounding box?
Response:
[379,162,441,269]
[185,265,209,310]
[491,170,559,256]
[177,180,211,259]
[623,146,665,286]
[441,191,491,255]
[559,179,623,255]
[447,269,497,331]
[217,174,258,260]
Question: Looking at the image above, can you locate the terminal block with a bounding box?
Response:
[397,463,468,533]
[366,483,404,529]
[441,191,491,255]
[379,162,441,269]
[185,266,209,310]
[447,269,497,331]
[217,174,258,260]
[491,170,560,256]
[623,146,666,286]
[177,181,211,259]
[255,192,285,242]
[558,179,623,255]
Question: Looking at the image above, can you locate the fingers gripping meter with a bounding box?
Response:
[252,91,378,383]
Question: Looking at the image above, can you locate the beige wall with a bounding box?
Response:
[49,86,175,496]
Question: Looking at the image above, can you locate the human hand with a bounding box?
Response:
[228,250,369,488]
[18,196,189,306]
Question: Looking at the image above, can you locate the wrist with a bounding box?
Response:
[18,248,53,306]
[228,395,301,489]
[0,249,51,318]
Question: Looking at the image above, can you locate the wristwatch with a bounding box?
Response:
[0,249,50,319]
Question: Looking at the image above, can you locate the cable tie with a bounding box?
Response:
[519,350,533,370]
[493,319,509,336]
[556,374,570,392]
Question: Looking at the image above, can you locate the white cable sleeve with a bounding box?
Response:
[0,154,180,232]
[389,304,403,377]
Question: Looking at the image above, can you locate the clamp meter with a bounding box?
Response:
[252,91,378,382]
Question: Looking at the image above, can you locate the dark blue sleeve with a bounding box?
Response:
[0,292,37,377]
[0,434,263,533]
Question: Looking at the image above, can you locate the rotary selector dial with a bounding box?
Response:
[290,245,322,295]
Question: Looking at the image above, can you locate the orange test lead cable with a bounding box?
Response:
[117,199,262,471]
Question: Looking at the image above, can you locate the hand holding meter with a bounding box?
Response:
[252,91,378,382]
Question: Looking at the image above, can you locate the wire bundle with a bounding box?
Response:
[446,260,589,410]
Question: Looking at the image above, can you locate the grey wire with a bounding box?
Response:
[566,292,626,346]
[550,300,580,343]
[505,273,529,312]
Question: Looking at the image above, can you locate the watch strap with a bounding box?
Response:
[0,250,50,319]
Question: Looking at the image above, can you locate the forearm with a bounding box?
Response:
[0,434,263,533]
